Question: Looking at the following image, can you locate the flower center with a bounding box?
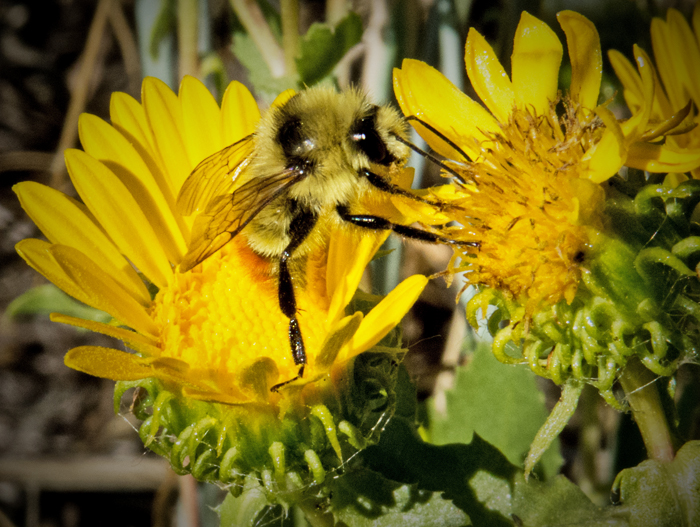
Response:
[150,236,331,397]
[448,98,606,312]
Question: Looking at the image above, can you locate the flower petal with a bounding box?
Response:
[608,49,645,112]
[16,240,157,336]
[16,238,97,309]
[65,346,157,381]
[180,75,225,167]
[49,244,159,336]
[393,60,498,160]
[344,275,428,360]
[583,107,626,183]
[511,12,562,114]
[464,27,515,123]
[110,91,178,198]
[557,11,602,110]
[65,148,172,289]
[651,16,687,110]
[13,181,151,305]
[51,313,159,355]
[79,113,188,263]
[142,76,192,193]
[326,232,384,323]
[626,142,700,173]
[666,9,700,105]
[221,81,260,146]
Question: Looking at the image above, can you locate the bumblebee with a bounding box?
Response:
[177,86,460,390]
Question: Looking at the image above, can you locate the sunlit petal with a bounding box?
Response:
[464,28,514,123]
[558,11,602,110]
[511,12,562,114]
[13,181,151,305]
[64,148,172,288]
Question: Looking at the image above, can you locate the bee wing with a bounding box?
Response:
[179,167,307,271]
[177,135,255,217]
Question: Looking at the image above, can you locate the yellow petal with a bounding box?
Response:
[64,148,172,289]
[221,80,260,146]
[16,238,97,309]
[110,92,178,206]
[51,313,159,355]
[65,346,156,381]
[608,50,645,112]
[271,88,296,108]
[694,2,700,44]
[79,113,188,263]
[651,16,687,110]
[557,11,602,110]
[180,75,225,167]
[464,28,514,123]
[344,275,428,360]
[583,107,626,183]
[142,76,192,193]
[626,142,700,173]
[49,244,158,337]
[326,232,384,323]
[667,9,700,105]
[393,60,498,160]
[13,182,151,305]
[511,12,562,114]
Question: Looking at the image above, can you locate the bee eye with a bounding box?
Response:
[278,118,303,157]
[351,115,395,166]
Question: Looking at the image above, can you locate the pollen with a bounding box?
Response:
[151,235,330,399]
[448,98,606,314]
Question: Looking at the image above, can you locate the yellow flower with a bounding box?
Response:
[609,4,700,178]
[13,77,427,488]
[393,10,700,316]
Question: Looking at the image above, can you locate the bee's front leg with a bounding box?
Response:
[270,205,318,392]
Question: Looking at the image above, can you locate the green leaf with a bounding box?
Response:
[6,284,111,323]
[149,0,176,60]
[296,12,363,86]
[511,474,625,526]
[611,440,700,527]
[219,477,274,527]
[429,343,564,479]
[231,32,297,103]
[361,415,519,525]
[332,468,471,527]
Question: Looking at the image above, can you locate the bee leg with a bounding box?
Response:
[337,204,478,248]
[271,206,318,392]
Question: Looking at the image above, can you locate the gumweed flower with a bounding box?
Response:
[393,10,700,409]
[13,76,427,498]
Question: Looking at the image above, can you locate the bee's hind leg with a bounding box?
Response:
[270,205,318,392]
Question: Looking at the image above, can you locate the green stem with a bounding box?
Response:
[178,0,199,79]
[619,357,676,462]
[280,0,299,77]
[229,0,285,77]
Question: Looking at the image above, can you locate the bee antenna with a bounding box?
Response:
[405,116,471,162]
[393,133,467,184]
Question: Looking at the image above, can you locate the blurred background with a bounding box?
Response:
[0,0,698,526]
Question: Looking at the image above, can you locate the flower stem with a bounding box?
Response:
[280,0,299,77]
[178,0,199,79]
[229,0,285,77]
[619,357,676,463]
